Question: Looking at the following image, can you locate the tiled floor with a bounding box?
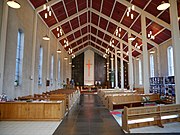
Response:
[1,95,180,135]
[0,121,60,135]
[0,94,125,135]
[53,94,125,135]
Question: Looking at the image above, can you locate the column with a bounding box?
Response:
[157,47,161,77]
[30,11,37,95]
[106,57,110,82]
[128,33,134,91]
[169,0,180,104]
[56,41,59,90]
[115,48,118,88]
[141,13,150,94]
[0,1,8,94]
[46,30,51,91]
[120,43,124,90]
[111,53,114,88]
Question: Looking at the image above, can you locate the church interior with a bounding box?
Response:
[0,0,180,134]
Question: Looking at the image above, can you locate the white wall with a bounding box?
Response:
[134,47,159,88]
[134,39,173,88]
[159,39,172,77]
[0,0,4,95]
[0,0,3,32]
[1,0,71,99]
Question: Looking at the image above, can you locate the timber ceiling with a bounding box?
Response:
[29,0,179,60]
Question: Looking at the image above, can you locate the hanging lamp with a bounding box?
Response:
[7,0,21,9]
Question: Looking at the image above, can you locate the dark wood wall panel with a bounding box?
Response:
[118,58,129,88]
[72,53,84,86]
[124,62,129,88]
[94,53,106,86]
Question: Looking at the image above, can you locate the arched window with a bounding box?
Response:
[15,29,24,86]
[38,46,43,85]
[139,59,142,85]
[150,54,155,77]
[58,59,61,86]
[167,46,174,76]
[50,55,54,85]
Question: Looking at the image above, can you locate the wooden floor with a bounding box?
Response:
[53,94,125,135]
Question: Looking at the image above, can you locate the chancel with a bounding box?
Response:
[0,0,180,135]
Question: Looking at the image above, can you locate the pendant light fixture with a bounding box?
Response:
[7,0,21,9]
[43,34,50,41]
[127,5,135,20]
[150,50,155,54]
[128,36,135,41]
[157,1,170,10]
[57,49,61,53]
[72,54,75,59]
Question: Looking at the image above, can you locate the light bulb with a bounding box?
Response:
[49,11,52,16]
[132,5,135,11]
[118,33,121,38]
[128,7,131,12]
[47,6,50,11]
[43,4,46,10]
[131,13,134,19]
[45,13,47,19]
[127,11,130,17]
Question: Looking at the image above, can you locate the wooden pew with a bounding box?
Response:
[18,89,80,112]
[122,106,163,133]
[108,94,160,110]
[160,104,180,124]
[18,95,34,100]
[122,104,180,133]
[0,101,65,121]
[49,94,67,113]
[134,88,144,94]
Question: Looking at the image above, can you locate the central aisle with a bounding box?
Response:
[53,94,125,135]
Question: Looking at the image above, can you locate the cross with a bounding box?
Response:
[86,59,92,77]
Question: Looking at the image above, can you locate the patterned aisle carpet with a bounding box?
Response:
[110,109,123,127]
